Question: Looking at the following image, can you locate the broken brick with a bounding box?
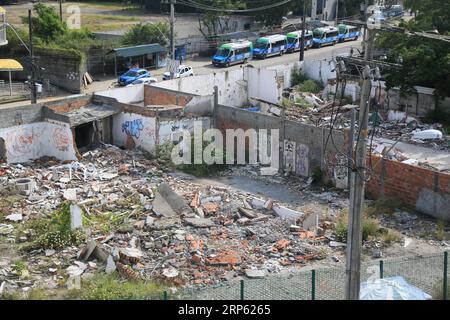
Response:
[275,239,291,250]
[203,202,219,213]
[207,251,241,266]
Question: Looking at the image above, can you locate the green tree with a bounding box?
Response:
[376,0,450,117]
[121,22,170,46]
[21,3,68,43]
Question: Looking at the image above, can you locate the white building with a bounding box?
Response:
[311,0,338,21]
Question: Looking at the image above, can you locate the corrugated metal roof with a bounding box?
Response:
[110,44,168,58]
[0,59,23,71]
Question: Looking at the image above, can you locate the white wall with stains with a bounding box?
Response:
[159,117,211,143]
[0,122,77,163]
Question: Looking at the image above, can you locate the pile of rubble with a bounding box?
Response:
[0,145,352,296]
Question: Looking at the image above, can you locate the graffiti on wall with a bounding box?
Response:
[121,118,145,150]
[284,140,295,173]
[5,127,43,158]
[334,154,348,189]
[295,144,309,177]
[53,127,71,152]
[122,119,144,139]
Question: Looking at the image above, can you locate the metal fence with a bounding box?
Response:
[146,251,449,300]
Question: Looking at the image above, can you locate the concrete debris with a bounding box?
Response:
[162,267,179,278]
[152,192,178,217]
[5,213,23,222]
[158,183,193,216]
[412,129,443,140]
[260,167,279,176]
[119,247,143,264]
[105,256,117,274]
[66,265,84,277]
[301,212,320,230]
[273,205,304,220]
[63,188,77,201]
[238,207,257,219]
[70,204,83,230]
[145,216,155,226]
[45,249,56,257]
[245,269,266,279]
[184,218,216,228]
[1,144,432,294]
[0,224,13,235]
[329,241,347,248]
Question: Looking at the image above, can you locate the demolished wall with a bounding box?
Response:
[151,62,303,108]
[366,154,450,221]
[144,85,198,107]
[214,104,346,178]
[0,121,78,163]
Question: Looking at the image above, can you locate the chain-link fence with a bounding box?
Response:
[142,251,449,300]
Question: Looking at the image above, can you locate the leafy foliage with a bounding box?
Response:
[291,65,309,86]
[21,3,68,42]
[121,22,170,46]
[376,0,450,111]
[335,210,381,242]
[22,202,86,250]
[298,79,323,94]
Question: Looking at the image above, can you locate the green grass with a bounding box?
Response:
[335,210,381,242]
[19,202,86,251]
[69,274,166,300]
[297,79,324,94]
[295,97,314,109]
[2,288,49,300]
[380,229,403,244]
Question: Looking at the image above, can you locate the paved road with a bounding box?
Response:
[0,39,361,109]
[190,38,362,76]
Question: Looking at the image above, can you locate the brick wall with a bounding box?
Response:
[144,85,195,107]
[366,154,450,220]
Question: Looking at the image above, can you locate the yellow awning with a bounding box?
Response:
[0,59,23,72]
[0,7,5,14]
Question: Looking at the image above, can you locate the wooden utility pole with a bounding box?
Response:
[344,25,375,300]
[28,9,37,104]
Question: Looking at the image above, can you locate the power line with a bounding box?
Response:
[176,0,293,13]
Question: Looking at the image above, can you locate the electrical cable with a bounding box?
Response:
[176,0,293,13]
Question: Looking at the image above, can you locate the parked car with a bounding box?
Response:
[163,65,194,80]
[126,77,158,87]
[118,68,151,86]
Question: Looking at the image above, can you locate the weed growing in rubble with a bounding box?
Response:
[297,80,323,94]
[380,229,402,244]
[153,141,176,169]
[335,210,381,242]
[434,220,450,241]
[291,65,308,86]
[281,97,293,108]
[69,274,166,300]
[295,97,314,109]
[21,202,86,250]
[2,288,50,300]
